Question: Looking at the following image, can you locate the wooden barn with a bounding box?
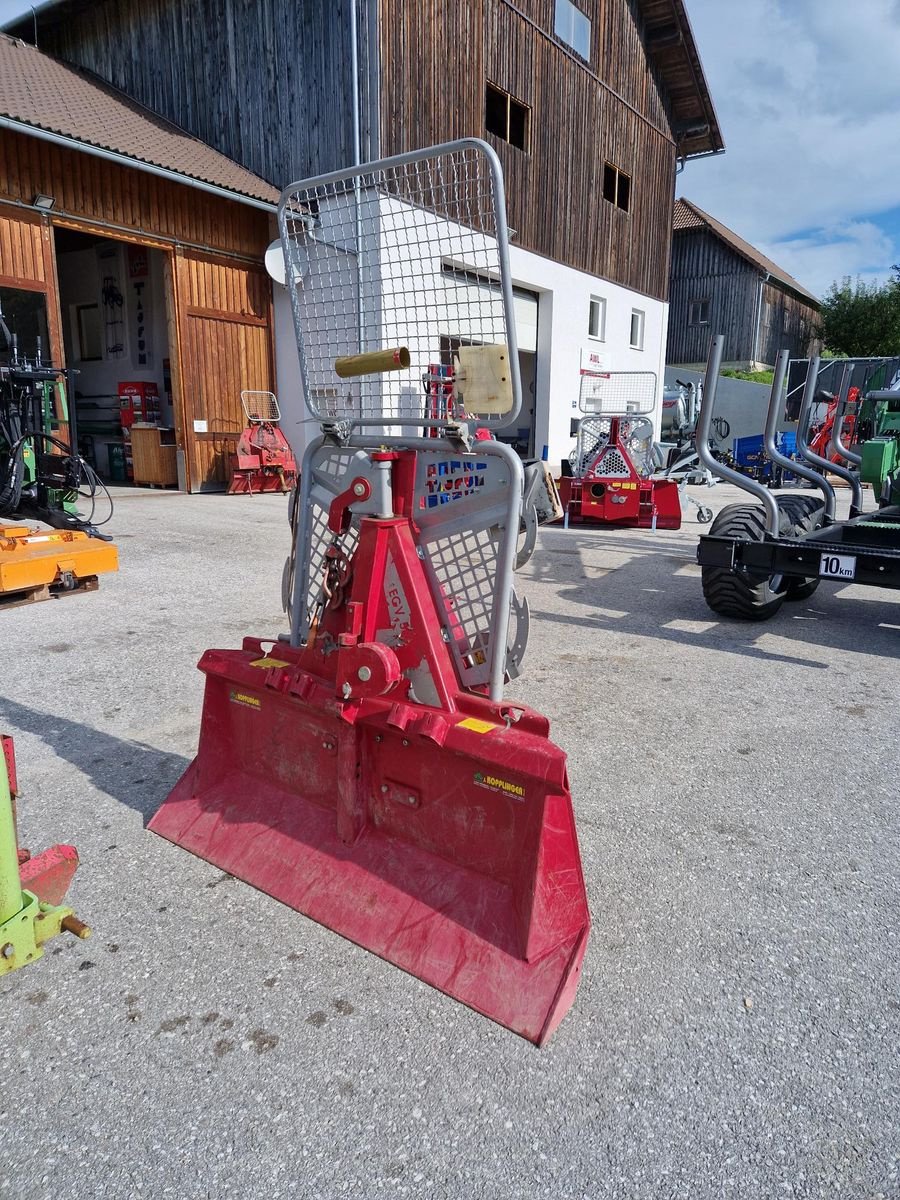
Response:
[667,197,821,370]
[8,0,724,465]
[0,34,280,492]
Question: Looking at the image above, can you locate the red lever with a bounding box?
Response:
[328,476,372,534]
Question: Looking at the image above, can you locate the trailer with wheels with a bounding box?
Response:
[695,335,900,621]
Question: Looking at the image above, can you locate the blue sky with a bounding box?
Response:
[682,0,900,298]
[2,0,897,299]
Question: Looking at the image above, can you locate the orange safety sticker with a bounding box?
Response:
[457,717,499,734]
[249,656,291,669]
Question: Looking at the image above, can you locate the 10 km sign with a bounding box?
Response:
[819,553,857,580]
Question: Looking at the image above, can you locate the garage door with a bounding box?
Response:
[175,249,274,491]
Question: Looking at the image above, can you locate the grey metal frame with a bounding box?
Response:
[695,334,781,535]
[795,356,863,516]
[276,141,530,703]
[764,352,836,521]
[828,365,862,467]
[277,138,521,432]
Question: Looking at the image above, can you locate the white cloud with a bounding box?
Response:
[760,222,898,297]
[681,0,900,293]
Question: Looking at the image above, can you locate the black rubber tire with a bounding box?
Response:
[775,494,827,601]
[701,503,789,621]
[696,505,714,524]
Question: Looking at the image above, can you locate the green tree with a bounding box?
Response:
[817,273,900,356]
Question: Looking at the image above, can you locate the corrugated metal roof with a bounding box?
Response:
[0,34,278,207]
[673,198,819,305]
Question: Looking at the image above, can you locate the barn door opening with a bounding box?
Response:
[54,227,175,486]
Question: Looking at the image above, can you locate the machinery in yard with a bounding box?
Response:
[558,371,684,528]
[227,390,299,495]
[0,312,117,606]
[150,140,589,1045]
[697,334,900,620]
[808,384,858,465]
[1,734,91,977]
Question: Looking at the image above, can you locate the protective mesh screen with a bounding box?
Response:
[579,371,658,415]
[279,143,517,427]
[241,390,280,422]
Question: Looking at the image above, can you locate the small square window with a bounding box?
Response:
[630,308,645,350]
[588,296,606,341]
[602,162,631,212]
[485,83,529,151]
[688,298,710,326]
[554,0,591,60]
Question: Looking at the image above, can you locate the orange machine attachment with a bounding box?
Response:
[0,524,118,608]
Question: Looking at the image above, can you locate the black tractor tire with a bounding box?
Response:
[775,494,827,601]
[701,503,790,621]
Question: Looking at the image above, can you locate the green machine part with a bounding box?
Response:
[860,395,900,503]
[0,742,90,977]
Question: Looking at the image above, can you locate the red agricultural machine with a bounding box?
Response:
[557,371,682,529]
[227,390,298,495]
[150,140,589,1045]
[809,385,858,464]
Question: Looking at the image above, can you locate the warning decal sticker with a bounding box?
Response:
[473,771,524,799]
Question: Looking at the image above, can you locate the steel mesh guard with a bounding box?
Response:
[595,447,631,478]
[579,371,658,415]
[241,390,281,423]
[296,447,366,624]
[575,413,656,478]
[412,448,520,686]
[278,141,520,429]
[294,442,524,686]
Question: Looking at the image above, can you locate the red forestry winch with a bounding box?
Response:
[558,371,681,530]
[150,139,590,1044]
[227,390,298,495]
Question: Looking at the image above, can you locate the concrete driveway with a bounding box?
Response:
[2,482,897,1199]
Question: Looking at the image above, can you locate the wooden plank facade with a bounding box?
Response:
[667,226,821,367]
[174,249,274,487]
[32,0,712,304]
[43,0,357,188]
[667,230,759,365]
[0,129,275,491]
[378,0,677,300]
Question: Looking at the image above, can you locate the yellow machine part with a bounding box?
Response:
[0,525,118,599]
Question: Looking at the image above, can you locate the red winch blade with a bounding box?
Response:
[150,643,590,1045]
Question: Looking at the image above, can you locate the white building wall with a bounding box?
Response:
[508,244,669,468]
[273,282,307,454]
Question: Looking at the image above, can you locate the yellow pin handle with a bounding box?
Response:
[334,347,410,378]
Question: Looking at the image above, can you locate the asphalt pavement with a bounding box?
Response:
[1,481,897,1199]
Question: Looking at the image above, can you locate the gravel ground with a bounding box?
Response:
[1,481,897,1200]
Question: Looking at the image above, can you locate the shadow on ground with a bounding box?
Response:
[526,528,900,668]
[0,696,190,820]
